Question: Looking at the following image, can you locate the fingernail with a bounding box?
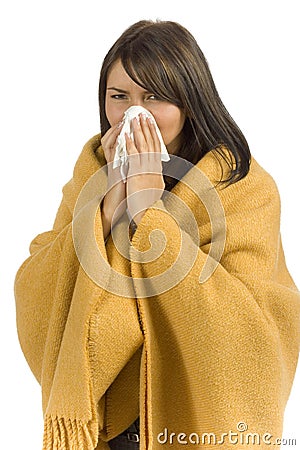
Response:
[147,116,155,125]
[117,121,124,128]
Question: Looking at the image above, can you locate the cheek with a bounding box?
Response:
[154,107,185,144]
[105,100,125,127]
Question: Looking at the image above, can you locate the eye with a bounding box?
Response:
[146,94,160,101]
[110,94,127,100]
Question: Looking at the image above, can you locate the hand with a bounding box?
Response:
[126,114,165,225]
[100,122,126,240]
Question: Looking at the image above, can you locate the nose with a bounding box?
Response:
[129,98,144,108]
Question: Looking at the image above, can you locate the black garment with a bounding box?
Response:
[108,417,140,450]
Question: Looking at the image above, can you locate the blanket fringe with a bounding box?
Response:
[43,414,98,450]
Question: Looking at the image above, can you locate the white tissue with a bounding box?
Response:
[112,105,170,182]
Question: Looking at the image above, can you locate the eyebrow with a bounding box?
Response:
[107,86,152,94]
[107,87,130,94]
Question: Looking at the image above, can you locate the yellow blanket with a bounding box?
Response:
[15,134,300,449]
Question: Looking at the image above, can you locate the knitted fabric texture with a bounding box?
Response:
[15,134,300,449]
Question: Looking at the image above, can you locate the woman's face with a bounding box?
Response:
[105,59,186,153]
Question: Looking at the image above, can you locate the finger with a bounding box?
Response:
[101,122,121,143]
[134,116,158,172]
[125,132,138,155]
[139,114,155,152]
[101,122,124,165]
[131,117,149,153]
[126,132,141,177]
[101,121,123,149]
[147,117,161,153]
[145,118,163,173]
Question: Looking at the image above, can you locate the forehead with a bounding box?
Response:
[107,59,144,91]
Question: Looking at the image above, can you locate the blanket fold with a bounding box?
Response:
[15,133,300,449]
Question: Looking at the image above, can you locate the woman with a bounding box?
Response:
[15,20,300,450]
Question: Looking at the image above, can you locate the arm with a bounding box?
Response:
[15,136,105,382]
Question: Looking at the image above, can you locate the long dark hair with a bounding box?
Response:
[99,20,251,184]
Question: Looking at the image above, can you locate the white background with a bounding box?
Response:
[0,1,299,448]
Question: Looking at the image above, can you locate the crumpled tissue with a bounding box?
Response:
[112,105,170,182]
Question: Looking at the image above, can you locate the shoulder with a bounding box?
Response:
[75,133,104,170]
[195,149,281,214]
[61,134,106,209]
[71,133,106,184]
